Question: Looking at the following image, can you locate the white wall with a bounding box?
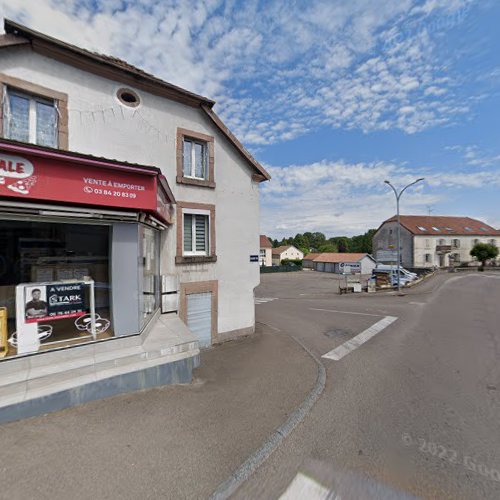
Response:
[275,246,304,263]
[360,257,376,274]
[1,46,261,335]
[414,235,500,268]
[259,247,272,267]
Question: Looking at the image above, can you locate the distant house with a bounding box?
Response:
[272,245,304,265]
[259,235,273,267]
[306,253,376,274]
[373,215,500,268]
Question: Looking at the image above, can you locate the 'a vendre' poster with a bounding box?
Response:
[24,282,88,323]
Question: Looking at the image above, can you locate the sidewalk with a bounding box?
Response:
[0,325,317,500]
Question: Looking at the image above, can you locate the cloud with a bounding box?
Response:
[445,144,500,168]
[260,158,500,237]
[0,0,482,146]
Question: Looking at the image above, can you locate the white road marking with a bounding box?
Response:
[409,301,426,305]
[310,307,382,317]
[322,315,398,361]
[280,472,332,500]
[255,297,278,304]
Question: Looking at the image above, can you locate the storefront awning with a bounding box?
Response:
[0,139,175,225]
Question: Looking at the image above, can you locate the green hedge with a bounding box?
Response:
[260,265,301,273]
[281,259,303,267]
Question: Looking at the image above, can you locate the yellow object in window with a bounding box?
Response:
[0,307,7,357]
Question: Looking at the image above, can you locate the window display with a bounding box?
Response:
[140,225,160,327]
[0,220,112,357]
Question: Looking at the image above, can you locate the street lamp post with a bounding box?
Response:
[384,178,425,294]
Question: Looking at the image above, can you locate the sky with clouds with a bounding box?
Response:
[1,0,499,237]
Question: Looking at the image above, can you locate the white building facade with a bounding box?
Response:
[311,253,376,274]
[373,216,500,269]
[271,245,304,265]
[259,235,273,267]
[0,20,270,420]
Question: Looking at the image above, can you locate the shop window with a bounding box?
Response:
[0,220,111,358]
[140,225,160,326]
[3,88,58,148]
[176,128,215,188]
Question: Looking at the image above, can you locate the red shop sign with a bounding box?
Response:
[0,150,170,221]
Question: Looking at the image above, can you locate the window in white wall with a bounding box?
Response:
[452,239,460,248]
[425,239,431,248]
[183,138,208,180]
[3,89,58,147]
[183,211,209,255]
[425,253,432,263]
[474,239,480,245]
[489,239,497,246]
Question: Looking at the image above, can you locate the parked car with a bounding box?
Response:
[375,265,418,280]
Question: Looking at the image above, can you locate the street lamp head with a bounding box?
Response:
[416,177,425,182]
[384,180,390,184]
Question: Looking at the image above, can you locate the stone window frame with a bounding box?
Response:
[0,73,68,149]
[176,201,216,264]
[179,280,218,344]
[176,127,215,188]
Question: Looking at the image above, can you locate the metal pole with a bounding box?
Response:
[396,193,401,293]
[89,279,96,339]
[384,178,424,294]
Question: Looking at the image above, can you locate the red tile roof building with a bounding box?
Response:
[374,215,500,268]
[259,235,273,248]
[383,215,499,236]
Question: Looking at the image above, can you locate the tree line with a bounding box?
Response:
[271,230,376,255]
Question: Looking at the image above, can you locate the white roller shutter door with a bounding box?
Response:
[186,292,212,347]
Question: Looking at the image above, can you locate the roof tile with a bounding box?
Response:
[384,215,499,236]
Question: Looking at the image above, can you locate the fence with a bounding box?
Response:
[260,265,301,273]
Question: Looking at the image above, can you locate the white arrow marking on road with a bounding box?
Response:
[322,316,398,361]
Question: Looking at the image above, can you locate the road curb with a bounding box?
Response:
[209,331,326,500]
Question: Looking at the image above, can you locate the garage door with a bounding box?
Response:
[187,292,212,348]
[316,262,325,272]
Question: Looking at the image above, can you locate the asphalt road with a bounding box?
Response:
[237,270,500,499]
